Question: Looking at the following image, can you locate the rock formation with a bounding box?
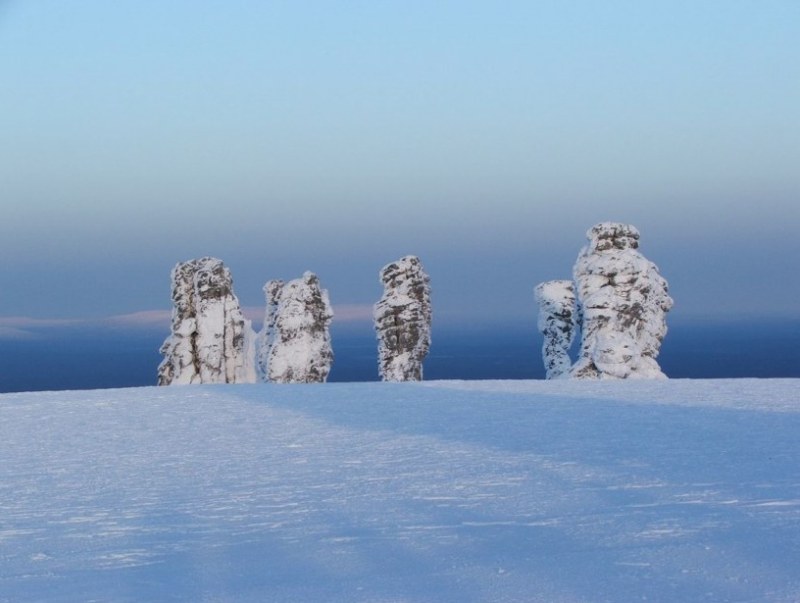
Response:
[569,222,673,379]
[534,280,578,379]
[158,257,256,385]
[259,272,334,384]
[374,256,432,381]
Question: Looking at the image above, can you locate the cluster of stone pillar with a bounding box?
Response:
[158,256,432,385]
[536,223,673,380]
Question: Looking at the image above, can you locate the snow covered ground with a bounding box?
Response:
[1,379,799,602]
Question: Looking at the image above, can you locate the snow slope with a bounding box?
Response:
[1,380,799,602]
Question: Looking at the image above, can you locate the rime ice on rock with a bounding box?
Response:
[158,257,257,385]
[534,280,578,379]
[569,222,673,380]
[256,279,284,382]
[374,256,432,382]
[259,272,334,384]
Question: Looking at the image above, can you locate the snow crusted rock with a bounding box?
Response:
[535,280,578,379]
[374,255,432,381]
[570,222,673,380]
[157,257,257,385]
[256,279,283,382]
[259,272,334,383]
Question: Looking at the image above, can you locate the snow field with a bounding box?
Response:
[1,379,799,601]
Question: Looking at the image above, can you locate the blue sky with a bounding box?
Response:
[1,1,798,327]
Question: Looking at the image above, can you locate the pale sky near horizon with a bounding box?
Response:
[1,1,798,326]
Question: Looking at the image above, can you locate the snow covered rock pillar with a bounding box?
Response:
[374,255,432,382]
[259,272,334,384]
[535,280,578,379]
[256,279,284,382]
[158,257,257,385]
[570,222,673,380]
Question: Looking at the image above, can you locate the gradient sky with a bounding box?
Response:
[1,1,798,328]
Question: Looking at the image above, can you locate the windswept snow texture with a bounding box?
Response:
[535,280,578,379]
[571,222,673,380]
[260,272,334,384]
[158,257,256,385]
[374,255,432,381]
[2,380,800,602]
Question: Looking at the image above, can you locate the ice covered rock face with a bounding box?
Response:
[535,280,578,379]
[570,222,673,380]
[158,257,256,385]
[259,272,334,384]
[256,279,283,382]
[374,256,432,382]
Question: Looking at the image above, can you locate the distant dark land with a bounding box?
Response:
[0,318,798,393]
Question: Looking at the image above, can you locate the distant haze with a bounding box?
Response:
[1,1,798,324]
